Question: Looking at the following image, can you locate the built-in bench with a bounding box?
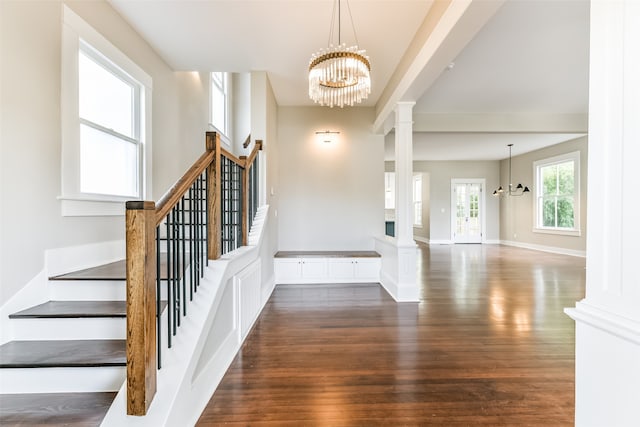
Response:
[274,251,381,284]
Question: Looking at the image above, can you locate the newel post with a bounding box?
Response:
[206,132,221,259]
[125,201,157,415]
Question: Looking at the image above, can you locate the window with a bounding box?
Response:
[533,151,580,235]
[61,6,152,216]
[210,72,229,136]
[413,174,422,227]
[79,44,141,198]
[385,172,395,209]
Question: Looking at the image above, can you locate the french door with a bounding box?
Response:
[451,180,484,243]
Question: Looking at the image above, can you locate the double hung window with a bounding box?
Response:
[533,151,580,235]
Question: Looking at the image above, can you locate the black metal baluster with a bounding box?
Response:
[165,216,172,348]
[156,225,162,369]
[172,204,179,330]
[189,185,195,296]
[204,169,209,266]
[181,196,187,317]
[195,175,201,286]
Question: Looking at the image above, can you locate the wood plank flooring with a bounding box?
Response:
[197,244,585,426]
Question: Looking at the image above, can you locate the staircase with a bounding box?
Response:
[0,261,139,426]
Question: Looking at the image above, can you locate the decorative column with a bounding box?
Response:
[394,102,418,301]
[394,102,416,247]
[565,1,640,426]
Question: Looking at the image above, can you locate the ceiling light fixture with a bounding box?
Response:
[308,0,371,108]
[493,144,530,197]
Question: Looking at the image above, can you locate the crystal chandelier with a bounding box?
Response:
[308,0,371,108]
[493,144,530,196]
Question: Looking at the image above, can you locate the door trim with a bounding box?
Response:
[450,179,486,243]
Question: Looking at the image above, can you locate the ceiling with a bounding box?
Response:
[108,0,590,161]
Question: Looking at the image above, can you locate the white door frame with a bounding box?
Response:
[450,178,486,243]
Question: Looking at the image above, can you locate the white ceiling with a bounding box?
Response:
[108,0,434,107]
[108,0,590,161]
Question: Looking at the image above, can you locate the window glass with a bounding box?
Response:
[535,153,579,232]
[80,124,138,197]
[79,49,134,138]
[413,174,422,226]
[78,43,142,198]
[211,72,227,135]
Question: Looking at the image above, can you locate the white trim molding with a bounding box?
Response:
[501,239,585,258]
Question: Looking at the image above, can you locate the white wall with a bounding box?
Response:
[0,0,210,306]
[277,107,384,250]
[233,73,251,156]
[499,136,588,253]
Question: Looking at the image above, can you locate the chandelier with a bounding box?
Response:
[493,144,530,196]
[308,0,371,108]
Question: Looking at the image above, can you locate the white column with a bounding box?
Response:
[394,102,416,247]
[565,1,640,426]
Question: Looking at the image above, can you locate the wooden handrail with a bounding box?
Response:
[155,150,215,226]
[220,147,245,167]
[242,134,251,149]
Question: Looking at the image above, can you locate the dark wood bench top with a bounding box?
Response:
[275,251,381,258]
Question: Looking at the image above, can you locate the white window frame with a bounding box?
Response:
[533,151,581,236]
[60,6,152,216]
[209,72,231,146]
[413,174,422,227]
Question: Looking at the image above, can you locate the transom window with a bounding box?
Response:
[79,43,142,198]
[534,151,580,235]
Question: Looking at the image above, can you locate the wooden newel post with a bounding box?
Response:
[125,201,157,415]
[206,132,221,260]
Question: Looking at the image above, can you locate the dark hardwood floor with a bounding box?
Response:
[197,244,585,426]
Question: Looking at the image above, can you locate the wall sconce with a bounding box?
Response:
[315,130,340,144]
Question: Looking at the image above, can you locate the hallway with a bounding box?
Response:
[198,244,585,425]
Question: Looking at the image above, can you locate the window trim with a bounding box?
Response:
[61,5,152,216]
[532,151,581,236]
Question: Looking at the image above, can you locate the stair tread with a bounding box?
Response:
[0,340,125,368]
[50,257,189,281]
[50,260,126,281]
[0,392,116,426]
[9,300,168,319]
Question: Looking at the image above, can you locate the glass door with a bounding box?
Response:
[452,182,483,243]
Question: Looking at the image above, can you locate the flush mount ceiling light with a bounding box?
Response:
[315,130,340,144]
[493,144,530,197]
[308,0,371,108]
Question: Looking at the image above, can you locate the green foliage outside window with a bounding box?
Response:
[540,161,575,228]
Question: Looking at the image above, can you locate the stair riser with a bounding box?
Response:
[0,366,125,393]
[10,318,126,340]
[50,280,126,301]
[50,281,170,301]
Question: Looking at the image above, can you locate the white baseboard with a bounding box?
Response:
[483,239,501,244]
[501,240,586,257]
[429,239,453,245]
[413,236,429,244]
